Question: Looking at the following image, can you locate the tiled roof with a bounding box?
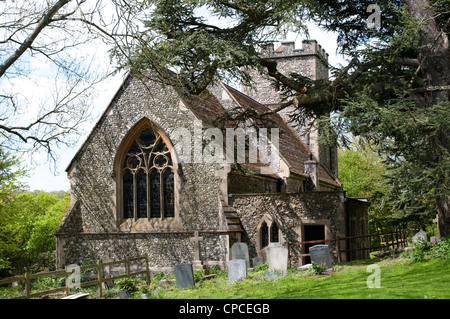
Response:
[179,82,340,187]
[222,84,340,187]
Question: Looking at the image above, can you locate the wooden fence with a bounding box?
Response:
[285,230,407,264]
[0,255,150,299]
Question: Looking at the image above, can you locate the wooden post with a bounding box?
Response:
[24,268,30,299]
[336,236,341,263]
[97,259,103,299]
[126,257,130,275]
[395,230,399,249]
[403,229,407,247]
[145,254,150,285]
[384,232,389,251]
[64,265,70,296]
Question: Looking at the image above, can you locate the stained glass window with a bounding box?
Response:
[150,169,161,218]
[123,170,134,219]
[121,126,174,220]
[163,169,174,218]
[136,170,147,218]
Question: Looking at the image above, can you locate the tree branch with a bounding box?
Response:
[0,0,71,78]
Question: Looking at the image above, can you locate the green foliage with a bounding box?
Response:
[310,261,327,275]
[31,274,65,292]
[0,149,28,204]
[337,97,449,232]
[401,237,450,262]
[111,0,312,94]
[338,140,386,198]
[403,239,429,263]
[151,271,167,284]
[209,265,227,277]
[115,276,140,292]
[429,237,450,260]
[253,263,268,272]
[0,149,29,271]
[337,139,437,235]
[193,269,204,282]
[0,190,70,274]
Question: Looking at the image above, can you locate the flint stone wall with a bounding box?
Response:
[58,232,229,271]
[229,192,346,264]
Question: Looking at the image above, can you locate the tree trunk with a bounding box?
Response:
[405,0,450,238]
[437,196,450,238]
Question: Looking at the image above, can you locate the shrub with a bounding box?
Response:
[115,277,140,292]
[193,270,204,282]
[400,237,450,262]
[311,262,327,275]
[253,264,268,272]
[402,239,428,263]
[138,283,152,295]
[209,265,227,277]
[151,271,166,284]
[429,237,450,260]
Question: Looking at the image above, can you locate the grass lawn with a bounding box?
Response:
[1,253,447,300]
[159,257,450,299]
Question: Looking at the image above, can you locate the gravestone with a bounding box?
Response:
[174,263,195,288]
[412,231,427,243]
[232,243,250,268]
[266,245,288,274]
[430,236,440,244]
[252,256,264,268]
[228,259,247,282]
[309,244,332,269]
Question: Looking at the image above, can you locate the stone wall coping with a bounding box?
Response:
[229,191,345,197]
[55,229,241,236]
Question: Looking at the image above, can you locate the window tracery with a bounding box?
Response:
[121,127,174,220]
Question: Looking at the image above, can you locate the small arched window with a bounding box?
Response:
[261,222,269,248]
[121,126,174,220]
[271,222,279,243]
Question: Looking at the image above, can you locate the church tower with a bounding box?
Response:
[241,40,338,177]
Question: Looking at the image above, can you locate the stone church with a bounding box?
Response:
[55,40,369,271]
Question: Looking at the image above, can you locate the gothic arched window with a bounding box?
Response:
[121,127,174,220]
[261,222,269,248]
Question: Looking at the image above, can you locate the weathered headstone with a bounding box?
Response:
[430,236,440,244]
[252,256,264,268]
[174,263,195,288]
[232,243,250,268]
[412,230,427,243]
[266,245,288,274]
[309,244,332,269]
[228,259,247,282]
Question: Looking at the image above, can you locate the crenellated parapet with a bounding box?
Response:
[260,40,328,64]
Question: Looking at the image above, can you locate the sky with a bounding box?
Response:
[20,19,348,192]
